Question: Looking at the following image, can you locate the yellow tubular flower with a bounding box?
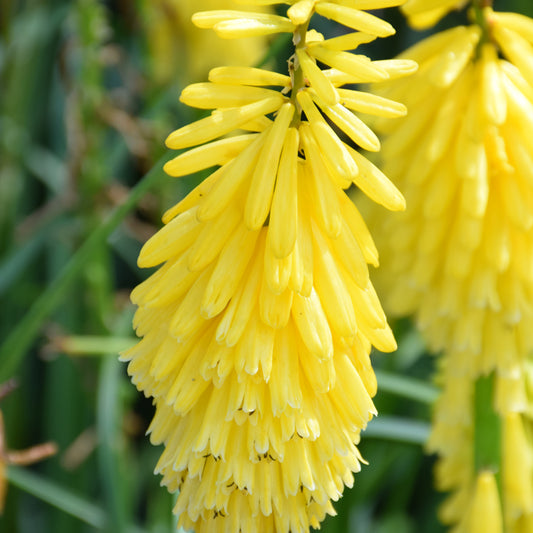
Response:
[123,1,415,531]
[361,5,533,532]
[464,471,503,533]
[401,0,469,29]
[502,412,533,526]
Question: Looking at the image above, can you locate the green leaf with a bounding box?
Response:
[0,153,168,382]
[376,370,439,404]
[363,416,431,445]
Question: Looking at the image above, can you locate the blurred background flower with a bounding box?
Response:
[361,2,533,532]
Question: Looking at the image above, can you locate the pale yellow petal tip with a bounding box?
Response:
[306,29,324,44]
[288,0,316,26]
[137,253,153,269]
[393,192,407,212]
[162,160,177,176]
[466,471,503,533]
[165,129,180,150]
[375,325,397,353]
[191,11,208,29]
[118,348,132,362]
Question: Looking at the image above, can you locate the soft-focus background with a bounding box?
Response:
[1,1,532,532]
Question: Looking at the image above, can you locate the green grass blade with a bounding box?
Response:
[363,416,431,445]
[0,154,168,382]
[376,370,439,405]
[0,216,64,296]
[6,465,107,529]
[7,465,148,533]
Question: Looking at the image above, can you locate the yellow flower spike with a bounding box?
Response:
[314,97,382,152]
[311,222,357,339]
[492,24,533,90]
[321,32,377,52]
[295,48,340,107]
[465,471,503,533]
[126,2,413,531]
[287,0,317,25]
[213,17,296,39]
[337,191,379,267]
[496,372,527,415]
[372,58,419,80]
[492,11,533,43]
[209,65,290,87]
[479,44,507,126]
[163,133,257,177]
[337,88,407,118]
[354,0,405,7]
[180,82,284,109]
[165,95,284,149]
[500,61,533,103]
[290,181,315,295]
[348,279,388,331]
[304,28,324,45]
[242,115,274,132]
[297,90,357,183]
[268,127,299,259]
[309,44,390,83]
[260,281,294,330]
[426,26,481,88]
[244,102,295,230]
[329,220,370,290]
[195,131,267,222]
[136,208,201,269]
[300,126,343,238]
[215,256,263,348]
[192,10,295,32]
[264,234,293,294]
[346,145,405,211]
[360,7,533,533]
[161,169,223,223]
[201,224,261,318]
[315,3,396,37]
[186,205,241,272]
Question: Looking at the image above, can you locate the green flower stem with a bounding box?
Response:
[290,19,311,126]
[375,370,439,405]
[0,153,168,382]
[474,373,501,474]
[471,0,493,49]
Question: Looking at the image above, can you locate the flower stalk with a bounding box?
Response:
[473,374,501,474]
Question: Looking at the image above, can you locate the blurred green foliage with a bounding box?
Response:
[0,1,532,532]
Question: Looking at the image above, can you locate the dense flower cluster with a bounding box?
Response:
[123,1,415,531]
[362,5,533,532]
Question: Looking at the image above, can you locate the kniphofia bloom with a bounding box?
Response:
[123,1,415,531]
[362,5,533,531]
